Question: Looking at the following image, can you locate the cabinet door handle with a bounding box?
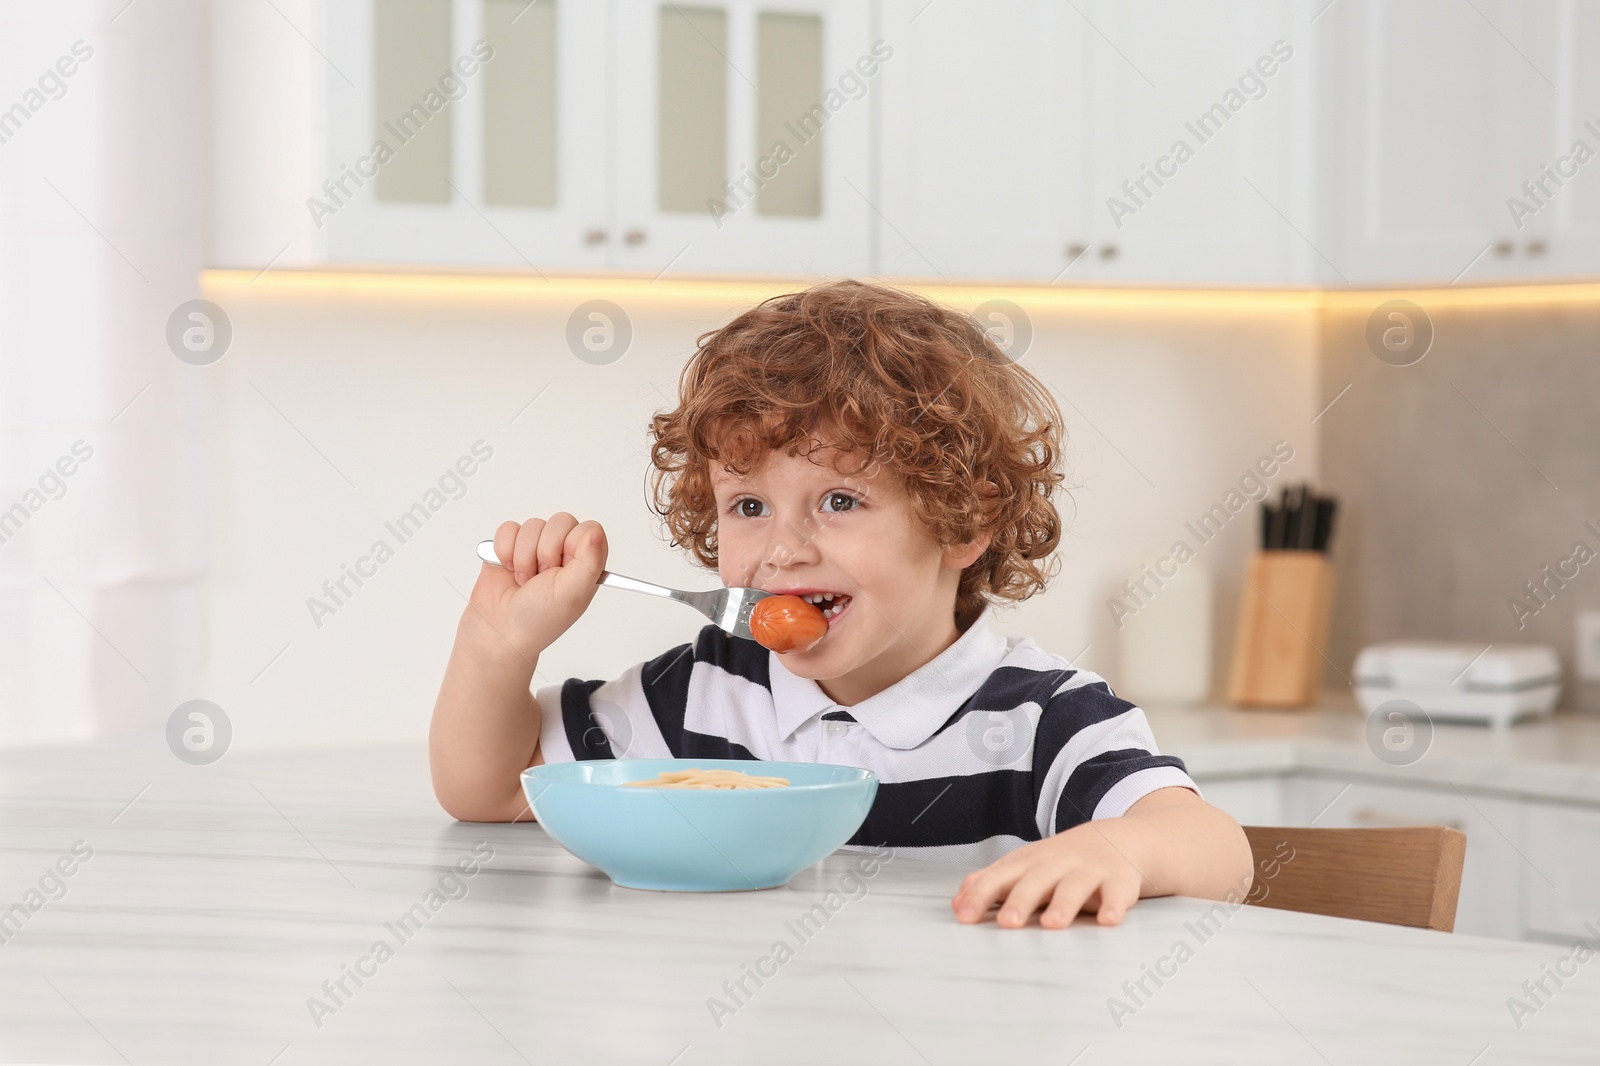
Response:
[1350,807,1464,832]
[1524,239,1547,257]
[1065,242,1088,261]
[584,228,609,246]
[1493,240,1514,257]
[624,228,647,246]
[1098,244,1119,260]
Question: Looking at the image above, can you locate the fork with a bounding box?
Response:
[475,539,774,640]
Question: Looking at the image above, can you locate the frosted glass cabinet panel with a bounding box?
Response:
[756,12,825,218]
[482,0,558,208]
[657,6,729,214]
[373,0,454,203]
[324,0,608,268]
[611,0,873,275]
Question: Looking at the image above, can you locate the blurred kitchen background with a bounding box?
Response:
[4,0,1600,938]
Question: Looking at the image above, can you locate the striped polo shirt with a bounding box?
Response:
[534,602,1198,866]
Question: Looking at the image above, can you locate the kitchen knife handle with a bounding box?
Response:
[1282,483,1303,550]
[1314,497,1337,553]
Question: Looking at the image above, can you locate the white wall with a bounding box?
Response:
[195,276,1318,750]
[0,0,209,745]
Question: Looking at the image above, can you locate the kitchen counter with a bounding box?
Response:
[1145,695,1600,804]
[0,742,1593,1064]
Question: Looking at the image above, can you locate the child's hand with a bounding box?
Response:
[469,514,608,662]
[951,818,1149,930]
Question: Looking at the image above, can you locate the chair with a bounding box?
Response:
[1241,825,1467,932]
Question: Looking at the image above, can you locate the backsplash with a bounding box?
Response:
[1318,294,1600,710]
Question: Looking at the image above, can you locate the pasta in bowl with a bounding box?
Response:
[521,758,878,892]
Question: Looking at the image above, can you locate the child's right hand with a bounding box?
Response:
[468,513,608,663]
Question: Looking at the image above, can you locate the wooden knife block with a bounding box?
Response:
[1226,551,1336,708]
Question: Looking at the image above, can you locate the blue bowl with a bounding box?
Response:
[521,758,878,891]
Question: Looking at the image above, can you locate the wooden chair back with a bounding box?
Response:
[1242,825,1467,932]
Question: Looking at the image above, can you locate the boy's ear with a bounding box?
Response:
[976,478,1000,510]
[934,476,985,569]
[945,530,992,569]
[946,481,998,568]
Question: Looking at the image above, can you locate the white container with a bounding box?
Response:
[1353,641,1562,728]
[1116,561,1212,705]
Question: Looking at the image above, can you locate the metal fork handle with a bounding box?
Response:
[598,570,682,602]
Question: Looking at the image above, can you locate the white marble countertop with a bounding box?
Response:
[0,742,1593,1064]
[1145,694,1600,804]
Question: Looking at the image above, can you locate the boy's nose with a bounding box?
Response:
[750,517,824,581]
[774,516,825,560]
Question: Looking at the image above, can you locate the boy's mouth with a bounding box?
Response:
[790,591,853,628]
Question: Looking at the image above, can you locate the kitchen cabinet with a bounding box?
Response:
[322,0,609,270]
[316,0,871,274]
[875,0,1315,284]
[1191,774,1293,827]
[1522,801,1600,942]
[1543,0,1600,277]
[216,0,1600,282]
[1315,0,1566,283]
[609,0,874,275]
[1079,0,1313,284]
[874,0,1092,282]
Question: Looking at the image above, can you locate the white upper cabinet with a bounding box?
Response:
[875,0,1091,282]
[316,0,870,274]
[1540,0,1600,277]
[211,0,1600,282]
[1316,0,1564,284]
[1082,0,1314,284]
[610,0,874,275]
[876,0,1317,285]
[323,0,609,270]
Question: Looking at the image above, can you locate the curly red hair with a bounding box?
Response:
[648,279,1066,627]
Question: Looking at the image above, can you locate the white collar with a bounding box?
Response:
[768,602,1010,750]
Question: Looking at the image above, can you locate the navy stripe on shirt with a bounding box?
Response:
[1056,749,1190,831]
[846,770,1041,849]
[561,678,615,760]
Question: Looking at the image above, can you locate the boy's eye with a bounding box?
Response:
[726,492,860,518]
[821,492,859,514]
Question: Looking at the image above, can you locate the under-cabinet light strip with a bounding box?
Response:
[202,268,1600,312]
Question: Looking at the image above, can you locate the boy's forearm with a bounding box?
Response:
[429,608,544,822]
[1117,788,1255,903]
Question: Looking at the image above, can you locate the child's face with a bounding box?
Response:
[709,442,990,706]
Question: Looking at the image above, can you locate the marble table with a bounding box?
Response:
[0,743,1592,1065]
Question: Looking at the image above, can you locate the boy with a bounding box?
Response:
[430,280,1252,930]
